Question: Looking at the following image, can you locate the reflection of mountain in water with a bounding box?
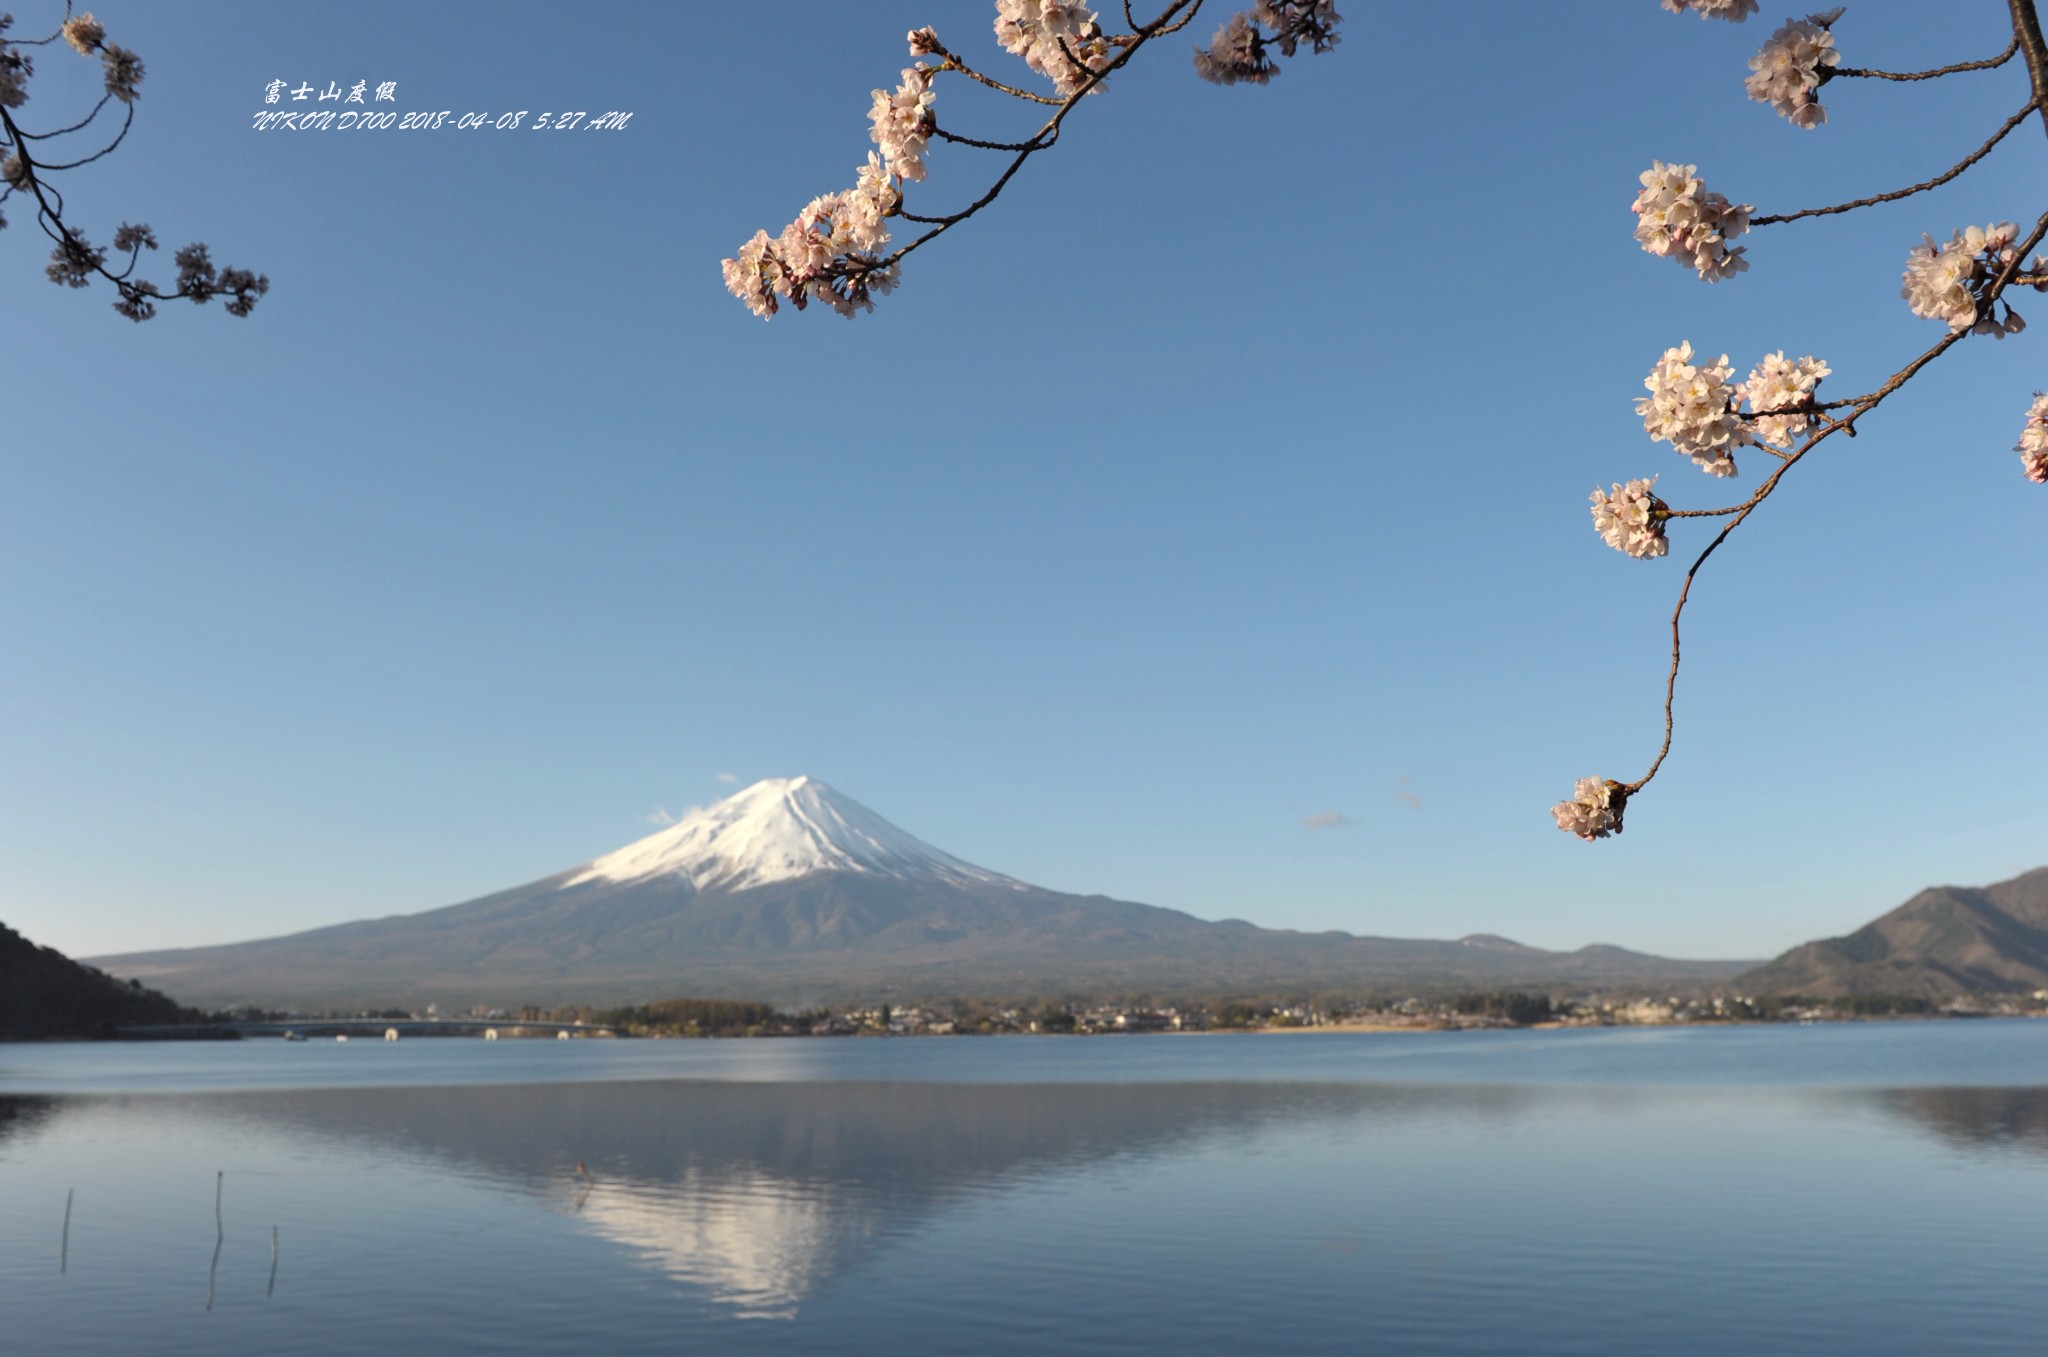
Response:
[1881,1087,2048,1160]
[185,1080,1536,1318]
[15,1077,2047,1320]
[571,1166,839,1318]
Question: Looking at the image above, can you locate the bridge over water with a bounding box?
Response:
[116,1018,625,1039]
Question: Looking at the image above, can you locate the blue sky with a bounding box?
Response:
[1,1,2042,964]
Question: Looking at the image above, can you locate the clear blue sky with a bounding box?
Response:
[2,1,2042,963]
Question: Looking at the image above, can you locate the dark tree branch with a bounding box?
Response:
[1753,99,2036,226]
[1831,35,2019,82]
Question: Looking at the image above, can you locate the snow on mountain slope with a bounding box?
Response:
[563,777,1025,894]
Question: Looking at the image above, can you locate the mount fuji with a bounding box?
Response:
[92,777,1748,1009]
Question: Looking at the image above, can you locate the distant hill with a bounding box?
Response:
[1736,868,2048,999]
[1,921,192,1038]
[89,777,1750,1010]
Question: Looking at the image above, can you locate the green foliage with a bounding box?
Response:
[0,921,194,1038]
[1448,991,1554,1025]
[1213,1002,1269,1028]
[1832,994,1936,1016]
[1714,993,1937,1020]
[594,997,779,1036]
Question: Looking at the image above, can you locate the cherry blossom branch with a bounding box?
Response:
[1625,202,2048,801]
[918,35,1066,106]
[878,5,1198,269]
[1830,35,2019,82]
[0,8,266,321]
[1751,98,2037,226]
[722,2,1347,319]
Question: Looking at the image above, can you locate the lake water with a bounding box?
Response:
[4,1022,2047,1355]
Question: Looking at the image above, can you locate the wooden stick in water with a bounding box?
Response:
[206,1171,224,1312]
[60,1188,72,1274]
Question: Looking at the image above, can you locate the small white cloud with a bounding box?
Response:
[715,772,740,784]
[645,807,677,826]
[1301,812,1352,831]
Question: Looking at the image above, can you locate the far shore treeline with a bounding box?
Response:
[1,900,2013,1042]
[197,988,1994,1042]
[6,901,2039,1041]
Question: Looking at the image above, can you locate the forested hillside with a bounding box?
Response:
[1,921,191,1038]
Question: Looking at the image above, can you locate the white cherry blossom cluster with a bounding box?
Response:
[1745,9,1843,128]
[1637,342,1748,477]
[726,54,930,321]
[994,0,1110,97]
[1632,162,1752,282]
[1661,0,1760,20]
[0,17,31,111]
[1552,778,1628,840]
[869,65,936,182]
[59,12,105,54]
[721,156,902,320]
[1193,13,1275,84]
[52,8,140,104]
[1901,222,2025,334]
[1256,1,1344,55]
[1590,479,1670,559]
[1,9,142,115]
[1194,2,1344,85]
[2017,394,2048,485]
[1742,351,1831,446]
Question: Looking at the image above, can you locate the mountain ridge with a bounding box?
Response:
[1735,868,2048,997]
[90,777,1754,1009]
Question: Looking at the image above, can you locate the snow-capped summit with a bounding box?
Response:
[562,776,1023,894]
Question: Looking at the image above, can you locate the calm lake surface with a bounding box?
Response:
[4,1022,2047,1355]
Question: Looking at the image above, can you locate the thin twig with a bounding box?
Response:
[18,91,113,140]
[1753,99,2036,226]
[931,125,1039,152]
[29,101,133,170]
[926,40,1064,105]
[1831,35,2020,82]
[60,1188,72,1274]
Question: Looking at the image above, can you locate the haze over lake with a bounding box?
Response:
[6,1023,2048,1355]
